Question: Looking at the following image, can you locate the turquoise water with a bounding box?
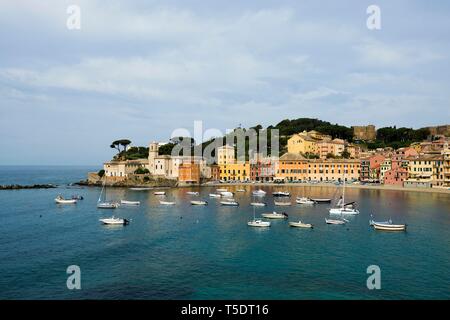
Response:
[0,166,449,299]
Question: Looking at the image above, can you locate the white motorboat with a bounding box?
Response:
[191,200,208,205]
[120,200,140,206]
[220,191,234,198]
[55,195,77,204]
[209,193,221,198]
[154,191,166,195]
[261,211,288,219]
[186,191,199,195]
[274,201,291,206]
[99,216,129,225]
[160,200,175,205]
[97,202,119,209]
[252,189,266,196]
[325,218,346,225]
[373,222,407,231]
[129,187,152,191]
[289,221,313,228]
[250,202,267,207]
[220,200,239,206]
[247,219,271,227]
[273,191,290,197]
[329,207,360,215]
[296,197,315,205]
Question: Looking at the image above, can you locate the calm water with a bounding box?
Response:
[0,166,449,299]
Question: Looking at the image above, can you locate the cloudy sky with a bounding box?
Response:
[1,0,449,165]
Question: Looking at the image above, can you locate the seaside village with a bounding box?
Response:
[96,125,450,190]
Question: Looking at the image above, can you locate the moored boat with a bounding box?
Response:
[154,191,166,195]
[274,201,291,206]
[250,202,267,207]
[273,191,290,197]
[220,200,239,206]
[261,211,288,219]
[325,218,346,225]
[236,189,246,192]
[373,222,407,231]
[252,189,266,196]
[220,191,234,198]
[120,200,140,206]
[129,187,152,191]
[296,197,315,205]
[55,195,77,204]
[247,219,271,227]
[209,193,221,198]
[310,198,332,203]
[186,191,199,195]
[99,216,129,225]
[191,200,208,205]
[160,200,176,205]
[97,202,119,209]
[216,188,228,192]
[289,221,313,228]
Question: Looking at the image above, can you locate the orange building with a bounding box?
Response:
[275,153,309,182]
[178,162,201,184]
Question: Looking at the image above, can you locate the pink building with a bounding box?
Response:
[384,167,408,186]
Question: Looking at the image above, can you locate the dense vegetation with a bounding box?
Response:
[366,126,429,150]
[108,119,433,161]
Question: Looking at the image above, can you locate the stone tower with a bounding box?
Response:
[148,141,159,173]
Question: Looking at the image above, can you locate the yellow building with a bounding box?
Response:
[444,143,450,187]
[307,159,361,182]
[405,154,445,187]
[315,139,345,159]
[219,163,250,182]
[287,133,318,155]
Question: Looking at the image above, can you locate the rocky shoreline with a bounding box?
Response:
[0,184,57,190]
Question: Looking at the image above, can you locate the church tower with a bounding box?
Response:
[148,141,159,174]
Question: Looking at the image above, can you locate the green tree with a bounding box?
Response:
[98,169,105,177]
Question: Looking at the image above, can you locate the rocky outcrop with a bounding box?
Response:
[0,184,57,190]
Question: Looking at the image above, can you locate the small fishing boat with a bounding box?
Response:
[236,189,246,192]
[186,191,199,195]
[262,211,288,219]
[325,218,346,225]
[310,198,332,203]
[191,200,208,205]
[274,201,291,206]
[160,200,176,205]
[252,189,266,196]
[120,200,140,206]
[373,222,407,231]
[220,191,234,198]
[273,191,290,197]
[154,191,166,195]
[71,195,84,200]
[250,202,267,207]
[55,195,77,204]
[220,200,239,206]
[99,216,129,225]
[129,187,152,191]
[209,193,221,198]
[296,197,315,205]
[247,219,271,227]
[289,221,313,228]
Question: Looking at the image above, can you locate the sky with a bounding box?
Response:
[1,0,449,165]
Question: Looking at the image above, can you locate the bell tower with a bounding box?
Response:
[148,141,159,173]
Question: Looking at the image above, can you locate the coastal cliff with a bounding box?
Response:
[77,172,178,188]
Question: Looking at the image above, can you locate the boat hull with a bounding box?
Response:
[120,200,140,206]
[373,223,406,231]
[247,220,271,227]
[55,199,77,204]
[289,222,313,228]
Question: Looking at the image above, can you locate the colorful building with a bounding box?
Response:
[405,154,445,188]
[219,163,250,182]
[178,162,201,184]
[384,167,408,186]
[250,153,276,182]
[307,159,360,182]
[287,132,318,155]
[275,153,308,182]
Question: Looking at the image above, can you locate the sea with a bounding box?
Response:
[0,165,449,299]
